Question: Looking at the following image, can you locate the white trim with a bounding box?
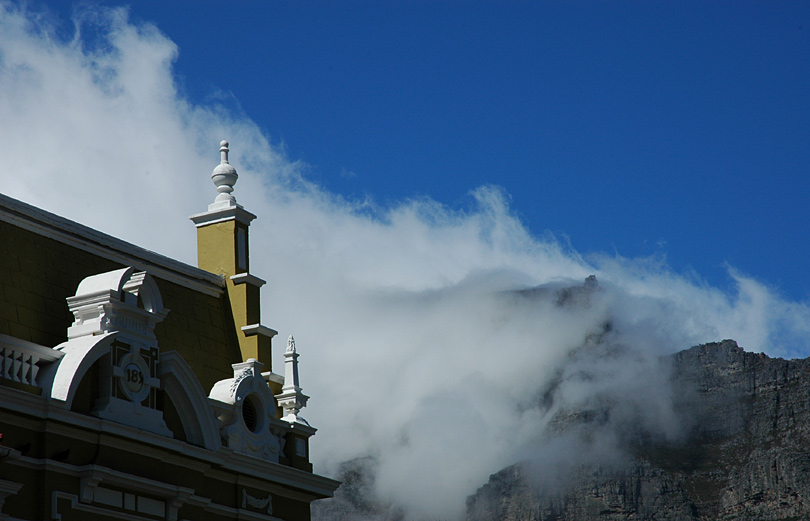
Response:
[0,334,63,363]
[208,361,285,464]
[241,325,278,339]
[0,193,225,298]
[158,351,222,451]
[0,333,64,388]
[38,332,118,408]
[261,372,284,386]
[286,421,317,438]
[230,273,266,288]
[189,206,256,227]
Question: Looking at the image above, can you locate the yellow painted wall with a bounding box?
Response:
[196,220,272,367]
[196,220,248,277]
[0,220,241,392]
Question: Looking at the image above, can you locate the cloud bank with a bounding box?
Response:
[2,4,810,519]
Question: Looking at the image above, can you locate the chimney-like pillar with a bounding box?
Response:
[190,141,276,367]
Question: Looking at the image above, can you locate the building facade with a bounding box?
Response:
[0,142,339,520]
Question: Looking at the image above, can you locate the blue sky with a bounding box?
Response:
[34,0,810,300]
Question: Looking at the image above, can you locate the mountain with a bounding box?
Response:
[314,340,810,520]
[466,340,810,520]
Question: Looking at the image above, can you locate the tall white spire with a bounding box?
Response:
[275,335,310,425]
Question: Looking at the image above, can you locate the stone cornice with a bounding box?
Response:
[0,385,339,499]
[241,324,278,338]
[230,273,267,287]
[189,206,257,227]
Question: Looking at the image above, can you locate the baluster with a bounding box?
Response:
[12,350,22,382]
[21,353,31,385]
[30,354,41,385]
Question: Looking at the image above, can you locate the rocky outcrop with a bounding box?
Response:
[466,340,810,520]
[311,457,405,521]
[467,461,698,521]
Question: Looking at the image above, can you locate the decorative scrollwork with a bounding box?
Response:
[230,367,252,396]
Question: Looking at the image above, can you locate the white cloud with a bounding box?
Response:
[2,4,810,519]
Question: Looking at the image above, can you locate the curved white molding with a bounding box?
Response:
[123,270,164,315]
[158,352,221,451]
[39,332,118,408]
[44,268,172,437]
[73,267,134,300]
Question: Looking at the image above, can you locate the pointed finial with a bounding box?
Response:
[276,333,309,425]
[220,140,230,163]
[210,139,239,209]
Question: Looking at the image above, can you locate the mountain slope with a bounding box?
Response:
[466,340,810,520]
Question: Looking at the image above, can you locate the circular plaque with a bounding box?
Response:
[123,362,144,393]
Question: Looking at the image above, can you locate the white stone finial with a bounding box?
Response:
[209,140,239,210]
[275,334,309,425]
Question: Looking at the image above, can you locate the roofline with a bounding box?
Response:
[0,193,225,297]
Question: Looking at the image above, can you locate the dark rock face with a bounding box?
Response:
[467,462,697,521]
[311,457,405,521]
[466,340,810,520]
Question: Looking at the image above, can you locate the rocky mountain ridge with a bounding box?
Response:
[314,340,810,520]
[466,340,810,520]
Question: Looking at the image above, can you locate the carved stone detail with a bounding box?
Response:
[242,488,272,515]
[64,268,171,436]
[209,359,288,463]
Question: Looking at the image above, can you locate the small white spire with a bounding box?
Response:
[209,140,239,210]
[283,335,301,390]
[275,334,309,425]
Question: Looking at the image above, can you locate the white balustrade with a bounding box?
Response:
[0,334,63,388]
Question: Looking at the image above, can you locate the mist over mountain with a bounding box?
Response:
[316,334,810,521]
[465,339,810,520]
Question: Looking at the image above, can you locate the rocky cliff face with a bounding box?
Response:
[311,457,406,521]
[313,339,810,520]
[466,340,810,520]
